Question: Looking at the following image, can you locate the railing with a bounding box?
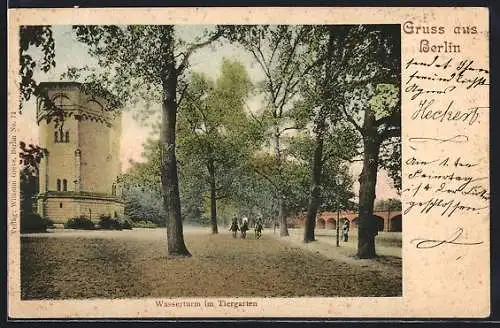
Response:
[37,104,119,125]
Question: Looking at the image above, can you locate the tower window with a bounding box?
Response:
[59,202,63,208]
[56,179,61,191]
[112,184,116,196]
[54,131,58,143]
[63,179,68,191]
[65,131,70,143]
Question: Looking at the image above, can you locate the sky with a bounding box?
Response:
[18,25,399,201]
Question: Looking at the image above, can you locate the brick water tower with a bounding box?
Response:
[36,82,125,224]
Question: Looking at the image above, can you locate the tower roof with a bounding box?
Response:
[36,81,122,126]
[38,81,123,110]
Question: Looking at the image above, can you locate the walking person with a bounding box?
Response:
[229,216,239,238]
[254,217,263,239]
[240,216,249,239]
[342,219,350,242]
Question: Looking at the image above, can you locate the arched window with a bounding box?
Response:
[56,179,61,191]
[111,184,116,196]
[54,131,58,143]
[62,179,68,191]
[65,131,70,143]
[59,202,63,208]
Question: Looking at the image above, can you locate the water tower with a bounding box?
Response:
[36,82,124,223]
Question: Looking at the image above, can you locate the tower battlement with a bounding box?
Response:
[37,82,121,126]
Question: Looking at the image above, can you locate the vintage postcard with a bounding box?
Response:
[7,7,489,318]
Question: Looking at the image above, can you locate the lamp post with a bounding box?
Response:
[335,175,343,247]
[336,202,340,247]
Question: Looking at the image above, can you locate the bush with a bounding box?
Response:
[119,219,133,230]
[97,216,132,230]
[21,213,49,233]
[98,215,122,230]
[43,218,55,229]
[65,216,95,230]
[132,220,158,228]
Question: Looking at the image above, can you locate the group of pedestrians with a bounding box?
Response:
[229,216,264,239]
[228,215,351,242]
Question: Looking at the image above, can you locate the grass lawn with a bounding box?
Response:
[21,228,402,299]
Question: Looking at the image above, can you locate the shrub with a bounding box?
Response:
[21,213,49,233]
[119,219,133,230]
[132,220,158,228]
[65,216,95,230]
[43,218,55,229]
[98,215,122,230]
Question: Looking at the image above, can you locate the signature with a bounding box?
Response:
[409,135,468,150]
[411,227,483,249]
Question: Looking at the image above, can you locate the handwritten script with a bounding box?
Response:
[404,54,489,249]
[411,227,484,249]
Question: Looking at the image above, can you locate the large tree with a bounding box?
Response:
[283,26,360,243]
[285,132,356,235]
[221,25,324,237]
[333,25,401,258]
[250,132,355,231]
[177,59,258,234]
[72,25,223,257]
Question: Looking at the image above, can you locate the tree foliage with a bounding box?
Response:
[19,142,45,215]
[19,26,55,107]
[54,24,400,260]
[177,59,259,233]
[374,198,402,212]
[19,26,67,126]
[285,134,355,212]
[218,25,331,237]
[70,25,223,256]
[328,25,400,258]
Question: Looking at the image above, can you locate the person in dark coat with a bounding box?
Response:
[240,217,249,239]
[254,218,263,239]
[342,219,350,242]
[229,217,239,238]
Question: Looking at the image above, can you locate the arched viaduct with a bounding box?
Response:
[291,210,402,232]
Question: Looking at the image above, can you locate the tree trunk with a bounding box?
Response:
[304,29,334,243]
[207,159,218,234]
[160,67,191,257]
[356,109,381,259]
[303,128,324,243]
[274,121,289,237]
[278,195,289,237]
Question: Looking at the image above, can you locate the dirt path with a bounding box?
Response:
[21,228,401,299]
[276,229,402,281]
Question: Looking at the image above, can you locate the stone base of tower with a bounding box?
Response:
[37,192,125,224]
